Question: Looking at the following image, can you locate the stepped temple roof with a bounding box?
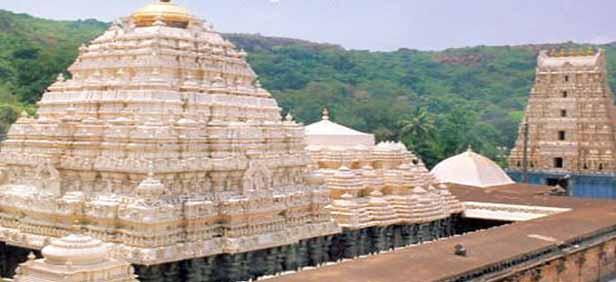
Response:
[305,110,463,230]
[0,0,338,265]
[431,147,514,188]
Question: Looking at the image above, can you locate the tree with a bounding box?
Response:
[398,107,440,167]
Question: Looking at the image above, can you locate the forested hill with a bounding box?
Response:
[1,9,615,167]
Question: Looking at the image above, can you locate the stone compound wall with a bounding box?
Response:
[442,225,616,282]
[493,240,616,282]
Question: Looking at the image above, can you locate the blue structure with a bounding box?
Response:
[507,170,616,199]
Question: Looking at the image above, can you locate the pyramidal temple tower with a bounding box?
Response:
[0,0,339,280]
[508,49,616,198]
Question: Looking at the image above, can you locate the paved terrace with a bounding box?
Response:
[267,184,616,282]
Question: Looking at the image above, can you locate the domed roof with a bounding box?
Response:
[305,109,375,147]
[42,234,108,266]
[430,147,514,188]
[132,0,192,28]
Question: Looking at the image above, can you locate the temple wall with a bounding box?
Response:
[0,215,462,282]
[507,170,616,199]
[492,237,616,282]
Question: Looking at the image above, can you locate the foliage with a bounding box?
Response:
[241,39,616,167]
[1,9,615,167]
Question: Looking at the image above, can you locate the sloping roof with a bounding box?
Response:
[304,109,375,147]
[305,119,373,137]
[430,148,514,188]
[266,184,616,282]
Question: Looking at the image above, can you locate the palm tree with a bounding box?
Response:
[398,107,441,167]
[398,107,435,143]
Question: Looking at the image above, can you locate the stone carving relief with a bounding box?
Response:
[34,161,61,195]
[242,161,273,195]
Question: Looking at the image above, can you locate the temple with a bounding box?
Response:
[9,234,138,282]
[0,0,340,280]
[304,109,463,257]
[508,49,616,198]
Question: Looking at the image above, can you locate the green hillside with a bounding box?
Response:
[1,10,615,167]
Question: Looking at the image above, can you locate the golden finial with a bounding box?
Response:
[322,108,330,121]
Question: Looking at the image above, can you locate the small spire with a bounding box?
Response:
[27,252,36,261]
[322,108,330,121]
[467,144,473,152]
[285,112,293,122]
[56,73,65,82]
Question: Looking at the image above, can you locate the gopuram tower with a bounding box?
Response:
[0,0,339,281]
[508,49,616,198]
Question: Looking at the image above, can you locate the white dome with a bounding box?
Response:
[430,147,514,188]
[42,234,108,266]
[305,108,375,147]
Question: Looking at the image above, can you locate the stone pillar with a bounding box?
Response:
[392,225,404,248]
[296,240,309,269]
[275,247,286,274]
[220,253,247,282]
[369,227,387,253]
[444,217,453,237]
[308,237,324,266]
[327,234,344,261]
[323,236,333,263]
[163,262,180,282]
[265,247,280,276]
[182,257,215,282]
[283,244,298,271]
[361,228,372,255]
[0,242,7,277]
[135,265,164,282]
[342,230,360,259]
[249,250,267,279]
[400,225,413,247]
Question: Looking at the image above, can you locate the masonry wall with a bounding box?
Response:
[494,237,616,282]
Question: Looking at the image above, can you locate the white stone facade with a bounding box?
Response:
[0,0,339,266]
[305,111,463,229]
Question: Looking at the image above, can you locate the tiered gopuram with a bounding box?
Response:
[0,1,339,281]
[508,49,616,197]
[305,110,463,258]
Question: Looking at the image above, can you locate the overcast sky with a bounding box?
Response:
[1,0,615,51]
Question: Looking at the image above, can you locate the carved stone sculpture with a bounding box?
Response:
[0,0,339,267]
